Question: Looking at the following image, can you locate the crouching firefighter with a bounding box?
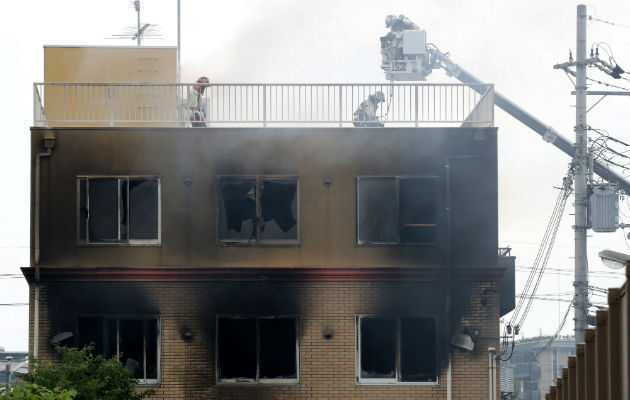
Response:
[188,76,210,127]
[353,91,386,127]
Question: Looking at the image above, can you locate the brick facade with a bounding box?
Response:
[30,279,499,399]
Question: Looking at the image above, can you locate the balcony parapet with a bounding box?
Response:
[33,82,494,128]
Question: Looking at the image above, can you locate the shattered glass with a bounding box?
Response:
[219,179,257,241]
[259,180,297,240]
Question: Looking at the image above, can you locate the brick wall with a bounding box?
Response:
[29,280,499,399]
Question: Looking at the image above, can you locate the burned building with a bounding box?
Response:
[24,46,513,399]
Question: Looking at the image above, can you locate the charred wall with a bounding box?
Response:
[32,279,499,400]
[30,126,497,270]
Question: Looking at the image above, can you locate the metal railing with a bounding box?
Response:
[32,82,494,128]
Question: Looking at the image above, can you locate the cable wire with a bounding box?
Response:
[536,297,575,353]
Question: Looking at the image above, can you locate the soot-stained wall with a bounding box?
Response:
[32,279,499,400]
[31,127,497,269]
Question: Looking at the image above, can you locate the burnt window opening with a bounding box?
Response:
[357,177,437,244]
[217,316,299,384]
[78,177,160,245]
[77,316,160,384]
[218,177,298,244]
[357,316,437,384]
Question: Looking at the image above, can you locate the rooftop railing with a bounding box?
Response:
[32,82,494,128]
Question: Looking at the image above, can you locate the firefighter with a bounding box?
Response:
[188,76,210,127]
[353,91,386,127]
[385,14,419,31]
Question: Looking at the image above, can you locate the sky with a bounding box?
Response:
[1,0,629,351]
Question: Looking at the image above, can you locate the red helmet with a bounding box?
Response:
[194,76,210,92]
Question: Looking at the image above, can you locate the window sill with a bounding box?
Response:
[217,380,300,386]
[77,242,161,247]
[136,380,161,388]
[217,241,300,247]
[355,242,437,247]
[356,380,439,386]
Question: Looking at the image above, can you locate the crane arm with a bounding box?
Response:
[429,48,630,194]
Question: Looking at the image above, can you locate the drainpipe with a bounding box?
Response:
[444,155,480,400]
[444,159,452,400]
[488,347,497,400]
[34,135,55,358]
[447,355,452,400]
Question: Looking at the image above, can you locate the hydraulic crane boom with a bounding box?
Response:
[428,48,630,194]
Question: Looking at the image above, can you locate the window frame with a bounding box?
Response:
[216,175,300,246]
[76,175,161,246]
[355,314,439,386]
[355,175,438,245]
[215,315,300,385]
[76,315,161,386]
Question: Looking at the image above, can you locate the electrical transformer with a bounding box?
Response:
[589,183,619,232]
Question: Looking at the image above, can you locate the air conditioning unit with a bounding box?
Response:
[589,183,619,232]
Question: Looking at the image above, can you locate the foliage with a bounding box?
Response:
[21,346,154,400]
[0,381,76,400]
[514,380,522,400]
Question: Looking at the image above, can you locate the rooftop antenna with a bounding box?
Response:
[109,0,162,45]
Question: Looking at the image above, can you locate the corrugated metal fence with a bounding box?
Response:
[544,262,629,400]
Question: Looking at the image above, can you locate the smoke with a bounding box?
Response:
[45,282,158,339]
[185,0,385,83]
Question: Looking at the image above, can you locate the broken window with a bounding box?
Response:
[77,316,160,384]
[217,316,299,383]
[218,177,298,244]
[77,176,160,244]
[357,177,437,244]
[357,316,437,384]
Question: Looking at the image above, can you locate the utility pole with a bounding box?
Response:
[177,0,181,84]
[573,4,589,343]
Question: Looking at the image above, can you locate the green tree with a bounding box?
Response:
[0,381,77,400]
[514,380,523,400]
[21,346,154,400]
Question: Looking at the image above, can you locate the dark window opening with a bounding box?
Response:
[399,178,437,243]
[360,318,396,379]
[358,316,437,383]
[217,316,299,383]
[218,318,257,380]
[357,177,437,244]
[88,178,118,242]
[358,178,398,243]
[129,179,159,240]
[219,179,257,240]
[77,177,159,244]
[219,177,298,243]
[120,319,144,380]
[400,317,437,382]
[76,316,159,384]
[259,318,297,379]
[77,316,103,356]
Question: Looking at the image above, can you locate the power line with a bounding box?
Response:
[508,170,573,333]
[537,297,575,353]
[588,17,629,28]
